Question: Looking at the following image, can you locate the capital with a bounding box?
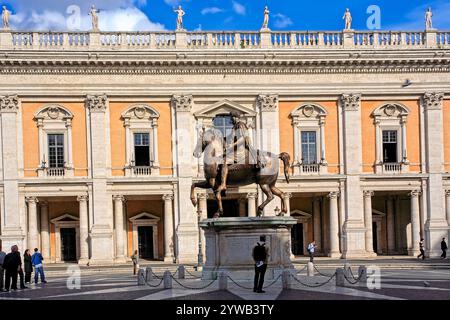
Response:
[363,190,374,198]
[258,94,279,112]
[172,94,193,112]
[327,191,339,199]
[246,192,257,199]
[86,94,108,112]
[423,92,444,110]
[340,93,361,111]
[0,95,19,113]
[283,192,292,199]
[112,195,125,202]
[25,196,39,204]
[163,194,174,201]
[409,190,421,198]
[77,195,89,202]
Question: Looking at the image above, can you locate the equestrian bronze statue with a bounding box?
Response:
[191,112,290,218]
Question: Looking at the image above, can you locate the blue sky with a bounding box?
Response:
[2,0,449,31]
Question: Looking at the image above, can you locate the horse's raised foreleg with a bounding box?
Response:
[270,184,286,215]
[190,180,212,207]
[257,184,274,217]
[213,188,224,218]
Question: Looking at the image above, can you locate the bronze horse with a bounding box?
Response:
[191,128,290,218]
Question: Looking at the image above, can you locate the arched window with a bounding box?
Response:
[372,103,410,174]
[121,104,160,176]
[290,103,328,175]
[34,104,74,177]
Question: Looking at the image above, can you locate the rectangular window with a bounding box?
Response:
[213,115,233,143]
[134,133,150,166]
[301,131,317,164]
[48,134,65,168]
[382,130,398,163]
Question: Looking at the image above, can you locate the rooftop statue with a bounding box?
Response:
[262,6,269,30]
[343,8,352,30]
[425,7,433,30]
[2,6,10,29]
[192,112,291,218]
[89,5,99,31]
[174,5,185,31]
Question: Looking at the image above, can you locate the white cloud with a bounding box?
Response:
[201,7,223,15]
[6,0,165,31]
[384,0,450,30]
[232,1,246,16]
[273,13,293,29]
[164,0,183,6]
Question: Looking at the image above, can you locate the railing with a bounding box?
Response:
[301,163,320,174]
[47,167,65,177]
[133,166,151,176]
[382,163,402,173]
[4,30,449,50]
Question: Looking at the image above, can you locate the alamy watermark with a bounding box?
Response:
[66,265,81,289]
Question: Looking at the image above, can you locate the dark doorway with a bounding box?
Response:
[291,223,304,255]
[138,226,154,259]
[207,199,239,218]
[134,133,150,166]
[373,222,378,253]
[60,228,77,262]
[382,130,398,163]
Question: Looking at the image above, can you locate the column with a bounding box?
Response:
[39,201,50,260]
[340,94,367,258]
[283,192,292,215]
[422,93,448,257]
[0,95,24,250]
[238,198,246,217]
[172,95,197,263]
[197,193,208,260]
[363,191,375,255]
[386,197,395,254]
[319,117,326,164]
[400,117,407,162]
[328,192,340,257]
[292,120,300,175]
[66,119,74,169]
[258,94,280,215]
[86,95,114,264]
[446,191,450,226]
[26,197,39,251]
[247,193,257,217]
[163,194,175,262]
[152,118,160,175]
[409,190,421,256]
[37,119,45,177]
[113,195,126,262]
[124,119,131,166]
[374,119,382,164]
[77,195,89,263]
[312,197,321,252]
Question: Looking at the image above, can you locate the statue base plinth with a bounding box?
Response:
[199,217,297,280]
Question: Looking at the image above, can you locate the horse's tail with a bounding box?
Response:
[279,152,290,184]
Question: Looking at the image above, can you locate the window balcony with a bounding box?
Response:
[301,163,320,174]
[132,166,151,176]
[125,163,158,177]
[37,165,73,178]
[292,162,327,175]
[47,167,66,177]
[375,162,409,174]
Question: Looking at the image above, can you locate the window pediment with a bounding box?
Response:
[290,209,312,219]
[121,104,160,122]
[372,103,409,120]
[34,104,73,122]
[290,103,327,123]
[51,213,79,224]
[129,212,160,222]
[194,100,257,119]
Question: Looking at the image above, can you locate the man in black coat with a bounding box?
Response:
[2,245,21,292]
[252,235,269,293]
[441,238,448,259]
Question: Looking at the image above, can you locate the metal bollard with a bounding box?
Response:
[163,270,172,289]
[218,272,228,290]
[307,262,315,277]
[137,268,146,286]
[358,266,367,283]
[178,265,185,279]
[145,267,153,282]
[335,268,345,287]
[282,270,291,289]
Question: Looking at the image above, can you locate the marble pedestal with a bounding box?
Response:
[199,217,297,280]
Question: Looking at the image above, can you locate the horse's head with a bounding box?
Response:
[193,128,223,158]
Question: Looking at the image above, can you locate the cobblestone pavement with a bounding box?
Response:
[1,261,449,300]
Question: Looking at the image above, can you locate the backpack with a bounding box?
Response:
[253,243,267,261]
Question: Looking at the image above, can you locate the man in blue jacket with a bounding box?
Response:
[31,248,47,284]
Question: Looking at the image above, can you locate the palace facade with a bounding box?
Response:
[0,27,449,264]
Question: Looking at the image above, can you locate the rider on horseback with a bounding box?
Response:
[219,111,263,192]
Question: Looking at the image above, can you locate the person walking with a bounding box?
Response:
[0,245,5,292]
[2,245,21,292]
[417,238,425,260]
[23,250,33,284]
[252,235,269,293]
[131,250,139,275]
[441,238,448,259]
[307,241,317,263]
[31,248,47,284]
